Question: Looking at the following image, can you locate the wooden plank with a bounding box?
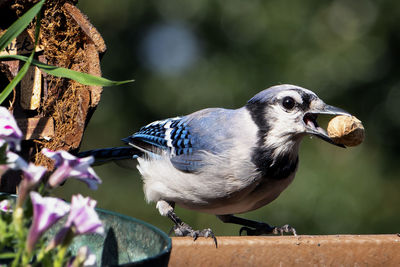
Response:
[169,235,400,266]
[85,43,103,107]
[1,60,19,77]
[16,117,54,140]
[0,30,43,56]
[63,3,107,54]
[20,65,42,110]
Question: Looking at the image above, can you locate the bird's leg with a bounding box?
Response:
[156,200,218,247]
[217,214,297,236]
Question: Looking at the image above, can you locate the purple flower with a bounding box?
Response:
[1,152,46,206]
[4,152,45,185]
[0,107,23,151]
[4,151,28,170]
[17,163,47,206]
[21,163,47,186]
[67,195,104,235]
[26,192,70,253]
[0,151,28,177]
[67,246,97,267]
[49,195,104,249]
[0,199,12,213]
[42,148,101,189]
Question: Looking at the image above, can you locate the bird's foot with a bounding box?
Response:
[172,222,218,247]
[272,224,297,236]
[240,222,297,236]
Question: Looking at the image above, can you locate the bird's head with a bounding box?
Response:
[246,84,351,150]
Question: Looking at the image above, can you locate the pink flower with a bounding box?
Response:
[21,163,47,186]
[26,192,70,252]
[49,195,104,249]
[0,107,23,151]
[0,199,12,213]
[4,151,28,170]
[0,151,28,177]
[67,246,97,267]
[47,194,104,250]
[1,152,46,205]
[42,148,101,189]
[17,163,47,205]
[66,195,104,235]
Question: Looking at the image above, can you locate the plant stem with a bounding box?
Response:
[10,206,25,267]
[12,206,24,233]
[54,244,68,267]
[35,244,47,263]
[54,229,74,267]
[21,251,31,266]
[10,247,22,267]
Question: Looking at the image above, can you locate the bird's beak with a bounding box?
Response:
[303,102,351,148]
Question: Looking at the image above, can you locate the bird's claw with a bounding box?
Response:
[272,224,297,236]
[239,223,297,236]
[172,222,218,247]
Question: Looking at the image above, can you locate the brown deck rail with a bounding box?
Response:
[169,235,400,266]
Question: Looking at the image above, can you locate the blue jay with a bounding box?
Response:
[79,84,350,246]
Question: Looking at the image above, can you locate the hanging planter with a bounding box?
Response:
[0,2,164,266]
[0,0,114,192]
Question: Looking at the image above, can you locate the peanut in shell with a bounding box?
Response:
[327,115,364,147]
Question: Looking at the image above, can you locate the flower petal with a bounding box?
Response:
[46,163,71,187]
[17,163,47,205]
[0,199,12,213]
[22,163,47,185]
[5,151,28,170]
[67,246,97,267]
[43,149,101,189]
[0,107,23,151]
[49,194,104,250]
[66,194,104,236]
[42,148,76,166]
[27,192,70,252]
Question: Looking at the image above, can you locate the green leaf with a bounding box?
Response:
[0,55,135,87]
[0,252,16,259]
[0,144,7,164]
[0,0,45,52]
[32,4,42,48]
[0,53,34,104]
[0,9,42,105]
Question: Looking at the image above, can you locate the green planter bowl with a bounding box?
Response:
[47,208,172,267]
[0,193,171,266]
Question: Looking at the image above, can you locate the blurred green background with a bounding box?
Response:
[55,0,400,236]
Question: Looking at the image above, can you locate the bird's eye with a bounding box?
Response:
[282,96,296,110]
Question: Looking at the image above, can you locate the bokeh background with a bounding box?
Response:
[55,0,400,236]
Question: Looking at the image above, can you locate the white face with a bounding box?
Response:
[246,85,350,157]
[268,89,318,135]
[260,89,324,158]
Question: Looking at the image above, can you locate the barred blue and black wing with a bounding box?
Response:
[78,116,205,171]
[122,117,202,172]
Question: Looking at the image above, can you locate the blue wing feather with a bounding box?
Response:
[122,117,200,172]
[123,108,237,173]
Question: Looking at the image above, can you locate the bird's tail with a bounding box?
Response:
[77,147,142,166]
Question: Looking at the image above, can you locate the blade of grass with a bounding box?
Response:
[0,52,34,104]
[32,4,42,48]
[0,252,16,259]
[0,11,43,104]
[0,0,45,52]
[0,55,134,87]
